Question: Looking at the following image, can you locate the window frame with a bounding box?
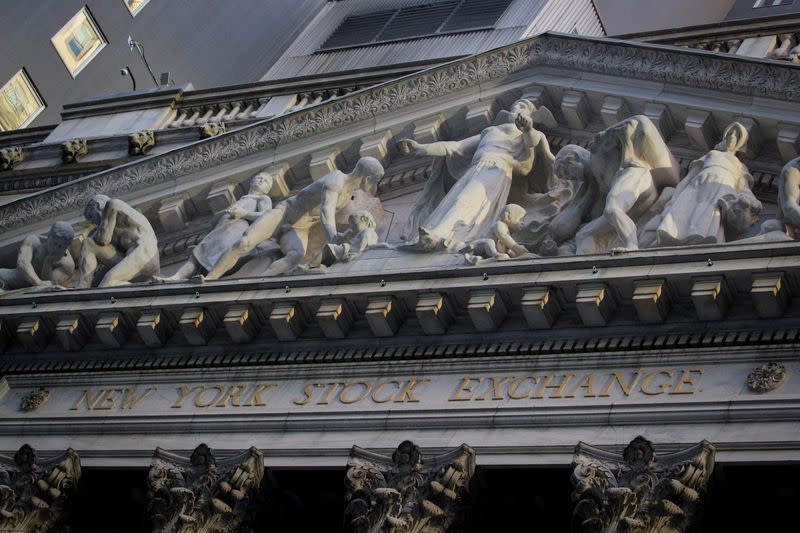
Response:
[50,6,107,78]
[124,0,151,17]
[0,69,46,132]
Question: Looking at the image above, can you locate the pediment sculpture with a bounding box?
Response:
[344,441,475,533]
[147,444,264,533]
[571,436,715,533]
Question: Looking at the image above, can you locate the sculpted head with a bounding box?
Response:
[84,194,110,225]
[46,221,75,255]
[717,122,749,153]
[348,210,376,232]
[719,190,762,234]
[510,98,535,118]
[554,144,590,182]
[352,156,384,190]
[500,203,526,231]
[249,172,274,195]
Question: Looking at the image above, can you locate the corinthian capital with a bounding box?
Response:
[571,436,715,533]
[0,444,82,532]
[147,444,263,533]
[345,440,475,533]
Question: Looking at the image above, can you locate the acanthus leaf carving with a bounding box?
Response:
[146,443,264,533]
[129,130,157,156]
[344,440,475,533]
[61,139,88,164]
[571,436,715,533]
[0,147,24,171]
[0,444,82,533]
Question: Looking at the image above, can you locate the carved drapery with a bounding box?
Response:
[344,440,475,533]
[146,443,264,533]
[0,444,81,533]
[571,436,715,533]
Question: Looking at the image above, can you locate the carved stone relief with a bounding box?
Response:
[19,388,49,412]
[147,443,264,533]
[0,147,23,171]
[344,440,475,533]
[129,130,157,156]
[746,362,788,393]
[199,122,227,139]
[0,222,75,291]
[61,139,88,164]
[0,444,82,533]
[571,436,715,533]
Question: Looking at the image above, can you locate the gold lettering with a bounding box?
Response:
[508,376,539,399]
[293,383,322,406]
[242,384,277,407]
[640,370,674,395]
[669,368,703,395]
[215,385,249,407]
[317,383,343,405]
[449,377,481,401]
[339,382,372,404]
[599,371,643,397]
[172,385,202,409]
[531,373,574,399]
[475,376,513,401]
[371,380,401,403]
[120,387,155,410]
[70,389,100,411]
[93,389,122,410]
[565,374,597,398]
[394,378,430,403]
[194,386,226,408]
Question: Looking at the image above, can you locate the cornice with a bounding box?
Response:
[0,33,797,232]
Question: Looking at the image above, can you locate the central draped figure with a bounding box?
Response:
[399,98,556,251]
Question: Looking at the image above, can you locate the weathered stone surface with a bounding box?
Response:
[691,276,731,321]
[416,292,455,335]
[412,113,446,143]
[520,286,562,329]
[61,138,88,164]
[643,102,675,140]
[269,301,308,341]
[16,317,53,352]
[751,272,790,318]
[685,110,718,151]
[345,441,475,533]
[467,289,508,332]
[317,298,356,339]
[136,310,177,347]
[179,307,221,346]
[0,146,24,170]
[572,436,715,533]
[55,314,93,352]
[223,304,265,343]
[575,283,616,327]
[359,130,393,164]
[158,195,196,233]
[600,95,630,128]
[776,123,800,163]
[632,279,672,323]
[95,312,133,348]
[365,295,406,337]
[309,147,342,181]
[128,130,156,156]
[561,90,591,130]
[147,444,263,533]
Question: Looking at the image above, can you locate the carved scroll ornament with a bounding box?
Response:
[147,443,264,533]
[571,436,715,533]
[0,444,82,533]
[344,440,475,533]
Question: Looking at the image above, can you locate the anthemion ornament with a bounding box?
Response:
[344,440,476,533]
[146,443,264,533]
[19,387,50,411]
[0,444,82,532]
[746,362,788,393]
[571,436,715,533]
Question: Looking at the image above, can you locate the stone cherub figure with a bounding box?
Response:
[160,173,274,281]
[398,98,556,252]
[0,222,75,291]
[460,203,530,264]
[654,122,755,246]
[202,156,385,279]
[77,194,160,288]
[575,115,681,254]
[318,210,387,267]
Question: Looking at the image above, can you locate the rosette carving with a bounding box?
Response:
[0,444,81,532]
[746,362,788,393]
[571,436,715,533]
[344,440,475,533]
[146,443,263,533]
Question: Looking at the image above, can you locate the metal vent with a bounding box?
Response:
[377,1,459,42]
[440,0,513,32]
[320,9,396,50]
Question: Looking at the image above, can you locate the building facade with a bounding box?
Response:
[0,2,798,532]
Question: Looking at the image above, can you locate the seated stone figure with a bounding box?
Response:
[0,222,75,291]
[575,115,680,254]
[77,194,160,288]
[202,156,384,279]
[319,210,386,267]
[160,173,274,281]
[460,204,530,264]
[655,122,754,246]
[778,153,800,238]
[718,190,762,241]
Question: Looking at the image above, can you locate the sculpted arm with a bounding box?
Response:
[95,200,121,246]
[399,135,480,158]
[239,197,273,223]
[16,237,47,287]
[781,165,800,226]
[320,183,341,243]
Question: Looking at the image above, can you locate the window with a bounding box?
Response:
[124,0,150,17]
[753,0,793,7]
[0,70,45,132]
[320,0,514,51]
[51,7,106,77]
